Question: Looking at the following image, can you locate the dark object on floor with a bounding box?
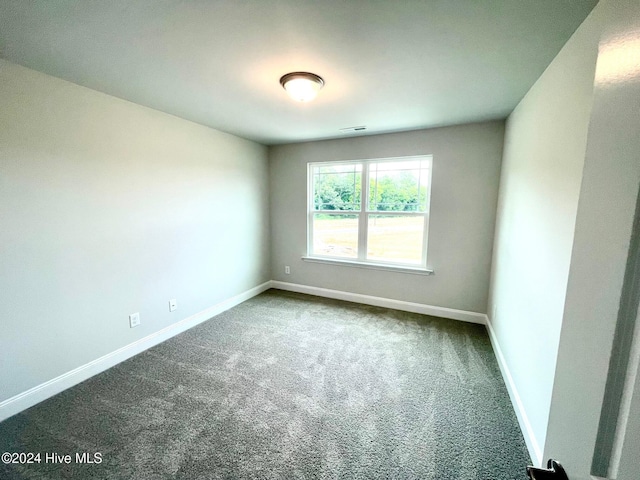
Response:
[527,459,569,479]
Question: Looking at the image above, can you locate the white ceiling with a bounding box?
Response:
[0,0,598,145]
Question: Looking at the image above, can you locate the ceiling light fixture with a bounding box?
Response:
[279,72,324,102]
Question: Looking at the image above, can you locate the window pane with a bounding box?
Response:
[418,170,430,212]
[313,214,358,258]
[313,164,362,211]
[368,161,429,212]
[367,215,424,265]
[315,164,361,174]
[373,160,421,172]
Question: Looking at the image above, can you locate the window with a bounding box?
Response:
[307,156,432,271]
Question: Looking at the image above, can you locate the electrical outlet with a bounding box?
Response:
[169,299,177,312]
[285,265,291,274]
[129,312,140,328]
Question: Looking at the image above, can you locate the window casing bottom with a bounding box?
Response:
[301,255,434,275]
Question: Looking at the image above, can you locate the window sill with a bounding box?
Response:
[301,256,434,275]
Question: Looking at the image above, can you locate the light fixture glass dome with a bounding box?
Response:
[280,72,324,102]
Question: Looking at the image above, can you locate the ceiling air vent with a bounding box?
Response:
[340,126,367,133]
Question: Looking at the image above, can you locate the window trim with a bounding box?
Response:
[301,255,434,275]
[307,155,433,271]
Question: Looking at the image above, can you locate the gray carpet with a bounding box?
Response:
[0,289,531,479]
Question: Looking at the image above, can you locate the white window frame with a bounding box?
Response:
[304,155,434,275]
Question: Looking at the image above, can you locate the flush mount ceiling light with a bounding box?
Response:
[279,72,324,102]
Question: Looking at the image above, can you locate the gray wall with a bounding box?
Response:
[487,5,601,463]
[269,122,504,314]
[543,0,640,477]
[0,60,270,403]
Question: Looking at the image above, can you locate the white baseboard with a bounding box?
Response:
[269,280,487,325]
[485,315,543,466]
[0,281,271,423]
[273,280,544,466]
[1,274,535,474]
